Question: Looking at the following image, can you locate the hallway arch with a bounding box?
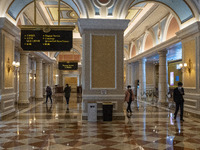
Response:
[6,0,81,21]
[121,0,194,24]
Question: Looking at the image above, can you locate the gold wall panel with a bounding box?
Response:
[65,77,77,92]
[183,40,196,87]
[4,35,14,88]
[92,35,115,88]
[168,61,182,88]
[65,77,77,86]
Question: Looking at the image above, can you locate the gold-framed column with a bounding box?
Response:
[78,19,129,120]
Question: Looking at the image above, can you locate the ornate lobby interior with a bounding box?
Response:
[0,0,200,149]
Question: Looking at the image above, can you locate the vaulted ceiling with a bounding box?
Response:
[0,0,198,62]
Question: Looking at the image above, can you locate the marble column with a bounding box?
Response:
[18,52,30,104]
[139,58,146,99]
[44,63,49,87]
[158,51,167,103]
[35,59,43,99]
[49,63,54,87]
[31,60,36,97]
[59,70,63,87]
[78,19,129,120]
[131,63,134,88]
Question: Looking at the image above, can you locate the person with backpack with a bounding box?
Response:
[124,85,135,114]
[46,85,52,104]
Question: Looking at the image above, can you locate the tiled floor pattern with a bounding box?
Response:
[0,93,200,150]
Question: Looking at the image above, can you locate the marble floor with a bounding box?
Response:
[0,93,200,150]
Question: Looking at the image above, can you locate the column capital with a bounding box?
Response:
[138,58,147,64]
[20,52,29,56]
[36,58,43,63]
[78,19,129,35]
[158,50,167,56]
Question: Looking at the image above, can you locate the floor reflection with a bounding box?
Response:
[0,93,200,149]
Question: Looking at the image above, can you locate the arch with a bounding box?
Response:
[124,49,129,60]
[165,16,180,40]
[144,34,154,51]
[120,0,194,23]
[130,44,136,58]
[129,0,194,23]
[6,0,81,21]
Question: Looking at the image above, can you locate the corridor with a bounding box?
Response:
[0,94,200,150]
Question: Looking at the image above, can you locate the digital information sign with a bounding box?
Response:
[21,28,73,51]
[58,62,78,70]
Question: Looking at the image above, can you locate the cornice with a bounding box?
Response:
[176,21,200,39]
[78,19,129,35]
[0,17,20,38]
[127,36,180,63]
[30,52,56,64]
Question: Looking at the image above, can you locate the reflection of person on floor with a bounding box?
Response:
[46,104,52,119]
[64,84,71,110]
[124,85,134,114]
[46,104,52,113]
[173,82,184,121]
[46,85,52,104]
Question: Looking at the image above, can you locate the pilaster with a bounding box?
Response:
[18,52,30,104]
[158,50,167,103]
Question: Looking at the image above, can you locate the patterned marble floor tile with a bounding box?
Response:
[110,143,139,150]
[76,143,104,150]
[143,142,172,150]
[1,94,200,149]
[174,142,200,149]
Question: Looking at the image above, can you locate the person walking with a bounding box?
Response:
[64,84,71,110]
[173,82,185,121]
[124,85,135,114]
[46,85,52,104]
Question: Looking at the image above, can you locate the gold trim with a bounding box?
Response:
[6,0,80,21]
[19,25,75,30]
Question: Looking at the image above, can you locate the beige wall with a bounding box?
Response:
[91,35,115,88]
[183,40,196,88]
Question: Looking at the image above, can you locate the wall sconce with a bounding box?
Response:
[55,74,59,77]
[30,76,33,80]
[178,59,192,73]
[6,57,20,73]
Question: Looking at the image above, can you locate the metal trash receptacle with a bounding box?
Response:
[88,103,97,122]
[103,102,113,121]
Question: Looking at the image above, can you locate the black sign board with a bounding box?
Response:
[58,62,78,70]
[21,29,72,51]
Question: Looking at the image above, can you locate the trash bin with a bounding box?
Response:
[88,103,97,122]
[103,102,113,121]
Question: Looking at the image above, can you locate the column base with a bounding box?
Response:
[18,100,30,104]
[35,97,44,99]
[82,114,125,121]
[82,95,125,121]
[157,101,169,107]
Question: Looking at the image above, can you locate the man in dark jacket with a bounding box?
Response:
[46,85,52,104]
[173,82,184,121]
[64,84,71,110]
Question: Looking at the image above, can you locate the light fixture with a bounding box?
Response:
[55,74,59,77]
[178,59,192,73]
[30,76,33,80]
[6,57,20,73]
